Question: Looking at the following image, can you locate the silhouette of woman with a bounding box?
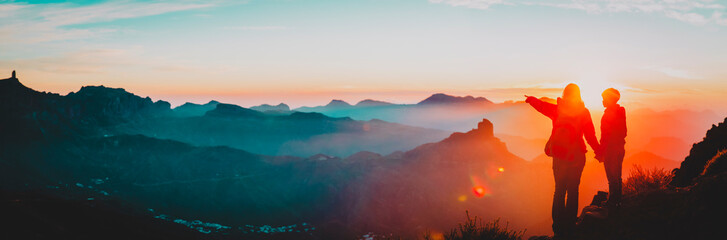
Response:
[525,83,600,237]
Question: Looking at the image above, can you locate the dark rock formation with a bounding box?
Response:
[66,86,172,125]
[671,117,727,187]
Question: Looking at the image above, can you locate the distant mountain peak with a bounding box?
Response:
[1,71,41,101]
[326,99,351,107]
[250,103,290,113]
[345,151,383,163]
[308,153,339,161]
[356,99,392,107]
[418,93,493,105]
[178,100,219,108]
[205,103,264,118]
[1,71,24,87]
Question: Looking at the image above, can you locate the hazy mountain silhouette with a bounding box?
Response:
[293,93,520,135]
[623,151,680,173]
[204,103,266,118]
[293,95,721,164]
[355,99,392,107]
[326,99,352,108]
[127,107,448,157]
[417,93,493,105]
[250,103,291,114]
[173,100,220,117]
[637,137,690,161]
[0,74,448,158]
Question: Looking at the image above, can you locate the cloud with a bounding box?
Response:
[222,26,289,31]
[0,46,224,76]
[642,66,703,79]
[431,0,727,26]
[0,48,134,74]
[428,0,509,10]
[0,1,214,44]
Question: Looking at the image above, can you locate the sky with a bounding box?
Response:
[1,0,727,114]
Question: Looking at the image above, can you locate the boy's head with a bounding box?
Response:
[602,88,620,108]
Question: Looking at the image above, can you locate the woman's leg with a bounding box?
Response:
[552,158,568,235]
[564,154,586,232]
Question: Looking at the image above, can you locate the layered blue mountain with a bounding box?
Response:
[128,103,448,157]
[0,75,448,158]
[173,100,220,117]
[250,103,291,114]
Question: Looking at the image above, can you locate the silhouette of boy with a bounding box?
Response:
[525,83,600,237]
[596,88,627,208]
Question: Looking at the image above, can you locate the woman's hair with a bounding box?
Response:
[562,83,583,103]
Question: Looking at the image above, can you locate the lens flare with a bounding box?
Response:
[458,195,468,202]
[472,186,486,198]
[498,167,505,172]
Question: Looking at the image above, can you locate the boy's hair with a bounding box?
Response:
[602,88,620,102]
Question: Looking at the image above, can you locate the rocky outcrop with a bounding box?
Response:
[66,86,172,125]
[671,117,727,187]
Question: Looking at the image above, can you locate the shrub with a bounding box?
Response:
[623,165,672,196]
[423,211,524,240]
[701,149,727,177]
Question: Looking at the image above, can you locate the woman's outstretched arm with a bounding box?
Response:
[525,95,557,120]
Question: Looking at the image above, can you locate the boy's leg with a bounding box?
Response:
[604,150,625,207]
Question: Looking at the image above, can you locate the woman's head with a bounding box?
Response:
[562,83,583,103]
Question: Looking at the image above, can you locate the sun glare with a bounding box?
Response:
[472,186,486,198]
[567,77,627,110]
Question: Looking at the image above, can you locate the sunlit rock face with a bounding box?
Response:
[335,118,553,237]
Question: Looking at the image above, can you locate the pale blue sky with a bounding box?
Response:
[1,0,726,112]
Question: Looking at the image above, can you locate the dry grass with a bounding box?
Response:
[623,165,672,197]
[701,149,727,177]
[423,211,524,240]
